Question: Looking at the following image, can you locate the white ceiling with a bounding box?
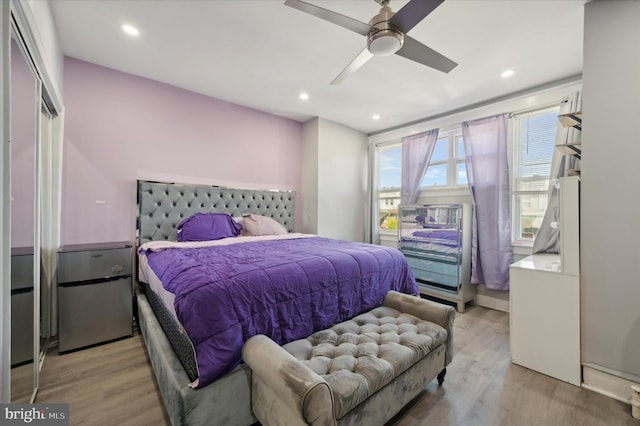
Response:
[49,0,585,134]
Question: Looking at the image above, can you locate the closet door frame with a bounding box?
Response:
[1,0,64,403]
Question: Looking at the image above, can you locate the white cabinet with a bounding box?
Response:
[510,176,581,386]
[510,255,580,385]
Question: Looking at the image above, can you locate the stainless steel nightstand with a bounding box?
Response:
[57,241,133,353]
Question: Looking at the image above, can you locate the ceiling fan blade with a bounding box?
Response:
[331,49,374,85]
[284,0,371,36]
[390,0,445,33]
[396,35,457,73]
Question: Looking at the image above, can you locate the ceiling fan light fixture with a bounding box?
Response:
[367,28,404,56]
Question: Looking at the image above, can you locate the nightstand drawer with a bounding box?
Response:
[11,249,33,290]
[58,245,131,283]
[58,277,133,353]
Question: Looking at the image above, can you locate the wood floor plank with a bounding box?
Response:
[35,334,169,426]
[33,306,637,426]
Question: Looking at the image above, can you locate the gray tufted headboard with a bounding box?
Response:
[136,180,295,245]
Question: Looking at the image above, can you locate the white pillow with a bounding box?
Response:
[242,214,287,236]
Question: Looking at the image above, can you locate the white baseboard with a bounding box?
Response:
[475,294,510,313]
[582,363,640,404]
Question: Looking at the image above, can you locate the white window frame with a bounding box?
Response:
[454,134,467,186]
[420,128,467,190]
[511,106,559,246]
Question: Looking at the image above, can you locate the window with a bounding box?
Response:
[376,129,469,233]
[377,144,401,231]
[421,130,467,188]
[456,136,468,186]
[512,107,559,243]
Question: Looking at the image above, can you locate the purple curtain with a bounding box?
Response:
[462,114,512,291]
[401,129,439,204]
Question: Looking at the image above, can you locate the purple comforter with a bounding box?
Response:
[143,236,418,387]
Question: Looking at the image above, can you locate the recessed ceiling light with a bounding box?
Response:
[501,69,514,78]
[122,24,140,36]
[372,114,381,120]
[299,92,309,101]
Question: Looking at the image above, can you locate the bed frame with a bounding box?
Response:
[135,180,295,425]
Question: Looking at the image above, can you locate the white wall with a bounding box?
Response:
[302,118,368,242]
[317,119,368,241]
[581,0,640,382]
[301,119,319,234]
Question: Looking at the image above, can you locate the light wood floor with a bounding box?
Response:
[34,306,637,426]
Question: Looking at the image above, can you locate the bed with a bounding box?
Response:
[135,180,419,425]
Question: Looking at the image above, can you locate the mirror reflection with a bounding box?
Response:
[10,27,39,403]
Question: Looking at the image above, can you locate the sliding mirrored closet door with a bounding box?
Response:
[39,101,55,355]
[10,21,41,403]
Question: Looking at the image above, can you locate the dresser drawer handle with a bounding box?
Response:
[91,254,103,258]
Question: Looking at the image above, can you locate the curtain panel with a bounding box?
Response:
[401,129,439,204]
[463,113,512,291]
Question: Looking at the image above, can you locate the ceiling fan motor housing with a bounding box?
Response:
[367,5,404,56]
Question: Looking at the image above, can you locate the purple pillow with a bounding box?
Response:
[177,213,242,242]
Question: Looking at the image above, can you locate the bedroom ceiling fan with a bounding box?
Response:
[284,0,458,84]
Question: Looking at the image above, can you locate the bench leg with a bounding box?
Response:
[437,368,447,386]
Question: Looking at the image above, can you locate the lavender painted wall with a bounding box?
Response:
[61,58,303,245]
[11,39,38,248]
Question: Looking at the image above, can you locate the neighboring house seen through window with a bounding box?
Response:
[378,144,402,231]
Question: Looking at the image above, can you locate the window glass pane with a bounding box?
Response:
[456,162,467,185]
[516,177,550,192]
[421,163,447,187]
[430,139,448,162]
[378,191,400,230]
[512,108,558,242]
[456,136,465,159]
[514,193,548,240]
[378,145,401,230]
[379,146,401,189]
[517,111,558,186]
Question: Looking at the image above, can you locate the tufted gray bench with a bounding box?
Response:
[242,291,455,426]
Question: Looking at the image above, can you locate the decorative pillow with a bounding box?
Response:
[177,213,242,242]
[242,214,287,236]
[233,216,247,236]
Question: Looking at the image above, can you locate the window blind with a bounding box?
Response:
[516,111,558,192]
